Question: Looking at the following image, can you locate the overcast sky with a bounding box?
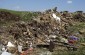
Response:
[0,0,85,12]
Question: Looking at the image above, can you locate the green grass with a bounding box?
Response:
[52,46,85,55]
[67,22,85,33]
[0,8,38,21]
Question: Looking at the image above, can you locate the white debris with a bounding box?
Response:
[52,35,57,38]
[52,13,57,18]
[7,42,15,47]
[1,51,11,55]
[30,42,33,48]
[60,38,68,43]
[52,13,61,24]
[18,45,22,53]
[47,39,50,42]
[49,35,57,39]
[1,47,6,52]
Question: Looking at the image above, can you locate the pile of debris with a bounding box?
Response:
[0,8,76,47]
[72,11,85,22]
[0,7,85,55]
[60,11,85,22]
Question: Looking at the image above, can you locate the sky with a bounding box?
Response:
[0,0,85,12]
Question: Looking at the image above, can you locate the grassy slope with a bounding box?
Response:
[0,8,38,21]
[0,8,38,27]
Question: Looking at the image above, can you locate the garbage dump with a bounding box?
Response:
[0,7,85,55]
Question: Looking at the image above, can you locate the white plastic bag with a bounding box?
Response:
[7,42,15,47]
[52,13,61,23]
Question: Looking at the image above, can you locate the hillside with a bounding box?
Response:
[0,9,38,21]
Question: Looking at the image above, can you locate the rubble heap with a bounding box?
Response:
[0,11,72,49]
[73,11,85,22]
[0,8,85,51]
